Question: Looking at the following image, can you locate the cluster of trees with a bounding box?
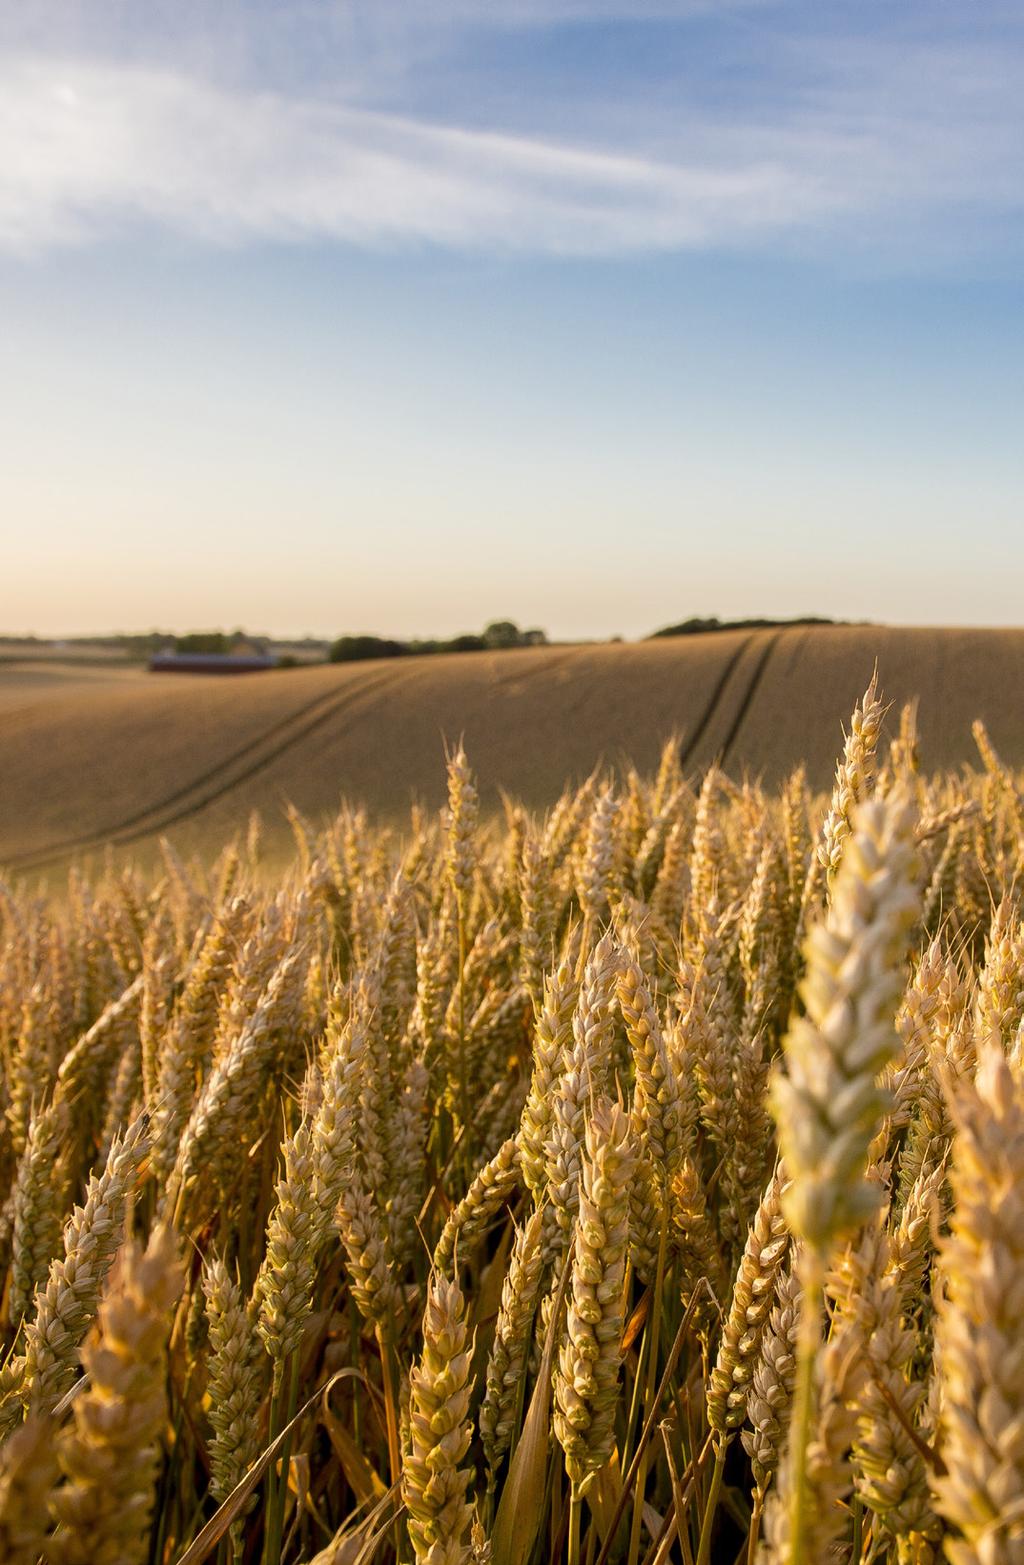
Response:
[650,615,836,638]
[328,620,547,663]
[171,631,241,655]
[12,630,270,658]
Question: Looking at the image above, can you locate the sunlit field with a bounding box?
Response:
[1,676,1021,1564]
[5,624,1024,873]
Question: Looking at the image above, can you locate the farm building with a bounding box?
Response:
[149,639,279,674]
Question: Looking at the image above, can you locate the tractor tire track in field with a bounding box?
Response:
[718,629,784,769]
[8,667,401,873]
[678,634,755,769]
[6,678,358,871]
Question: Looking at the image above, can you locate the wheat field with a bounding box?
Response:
[1,677,1022,1565]
[5,625,1024,873]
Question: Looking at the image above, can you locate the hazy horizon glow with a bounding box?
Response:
[3,1,1023,640]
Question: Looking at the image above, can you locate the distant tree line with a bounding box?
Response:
[649,615,837,639]
[328,620,548,663]
[4,615,844,667]
[1,623,549,666]
[10,629,268,657]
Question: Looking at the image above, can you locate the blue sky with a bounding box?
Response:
[2,1,1022,639]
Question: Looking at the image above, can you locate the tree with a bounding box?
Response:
[328,635,409,663]
[482,620,522,649]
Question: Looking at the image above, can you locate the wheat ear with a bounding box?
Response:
[553,1098,634,1496]
[402,1271,476,1565]
[48,1224,183,1565]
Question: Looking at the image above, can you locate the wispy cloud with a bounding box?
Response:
[1,9,1023,261]
[0,56,842,255]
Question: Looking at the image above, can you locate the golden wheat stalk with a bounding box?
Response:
[48,1224,183,1565]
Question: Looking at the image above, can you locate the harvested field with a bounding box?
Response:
[3,625,1024,874]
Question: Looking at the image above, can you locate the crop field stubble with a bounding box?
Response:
[1,666,1023,1563]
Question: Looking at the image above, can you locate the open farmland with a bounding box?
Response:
[1,669,1023,1564]
[3,624,1024,875]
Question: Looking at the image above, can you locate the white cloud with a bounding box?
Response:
[0,56,842,254]
[0,30,1022,260]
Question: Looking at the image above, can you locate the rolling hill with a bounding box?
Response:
[2,624,1023,876]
